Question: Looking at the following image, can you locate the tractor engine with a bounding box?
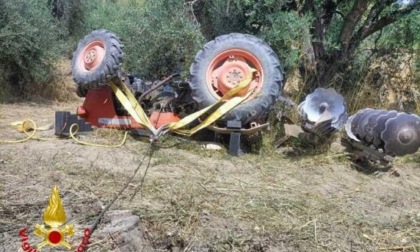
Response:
[120,74,197,127]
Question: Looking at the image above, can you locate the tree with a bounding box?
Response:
[0,0,60,98]
[83,0,204,79]
[190,0,419,91]
[299,0,419,90]
[48,0,84,36]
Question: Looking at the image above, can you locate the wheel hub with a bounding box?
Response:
[212,56,254,96]
[84,49,97,64]
[206,49,263,100]
[78,41,106,71]
[226,69,242,84]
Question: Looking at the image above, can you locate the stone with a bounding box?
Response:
[96,210,153,252]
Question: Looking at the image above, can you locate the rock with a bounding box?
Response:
[330,141,346,153]
[96,210,153,252]
[202,142,223,150]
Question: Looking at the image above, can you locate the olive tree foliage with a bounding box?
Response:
[298,0,419,91]
[0,0,60,99]
[190,0,419,91]
[48,0,85,37]
[83,0,205,79]
[189,0,312,72]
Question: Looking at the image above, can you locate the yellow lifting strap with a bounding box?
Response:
[111,80,158,136]
[110,69,256,136]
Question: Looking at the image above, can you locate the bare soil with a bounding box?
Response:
[0,102,419,252]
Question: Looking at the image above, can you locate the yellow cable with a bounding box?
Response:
[69,123,128,148]
[0,119,55,143]
[0,120,38,143]
[2,120,127,147]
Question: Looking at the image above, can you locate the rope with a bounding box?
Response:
[129,143,156,201]
[2,119,153,245]
[69,124,128,148]
[0,120,54,143]
[88,141,154,236]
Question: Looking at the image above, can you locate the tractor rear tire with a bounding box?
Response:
[72,29,124,96]
[189,33,283,126]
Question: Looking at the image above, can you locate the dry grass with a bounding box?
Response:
[1,103,420,252]
[127,143,420,251]
[0,59,79,103]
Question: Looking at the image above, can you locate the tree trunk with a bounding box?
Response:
[303,51,348,92]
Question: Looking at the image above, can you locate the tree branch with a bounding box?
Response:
[321,0,337,31]
[364,0,393,25]
[339,0,370,53]
[304,0,325,59]
[360,2,420,41]
[347,0,392,53]
[336,0,346,6]
[226,0,231,15]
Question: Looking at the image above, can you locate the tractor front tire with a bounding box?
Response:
[72,29,124,97]
[189,33,283,126]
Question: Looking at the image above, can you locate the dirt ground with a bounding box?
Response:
[0,102,419,252]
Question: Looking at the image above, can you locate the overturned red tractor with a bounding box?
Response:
[69,29,283,139]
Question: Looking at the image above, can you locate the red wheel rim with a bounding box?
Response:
[77,40,106,72]
[206,49,263,100]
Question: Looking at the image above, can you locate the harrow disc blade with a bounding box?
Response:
[371,110,398,148]
[299,88,347,128]
[363,110,387,144]
[355,109,378,141]
[350,108,374,140]
[345,114,359,141]
[382,113,420,156]
[333,111,348,129]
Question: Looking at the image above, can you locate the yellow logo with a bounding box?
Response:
[33,186,75,249]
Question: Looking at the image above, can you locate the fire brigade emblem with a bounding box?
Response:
[33,186,75,249]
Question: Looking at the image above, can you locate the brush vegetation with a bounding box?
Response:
[0,0,418,112]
